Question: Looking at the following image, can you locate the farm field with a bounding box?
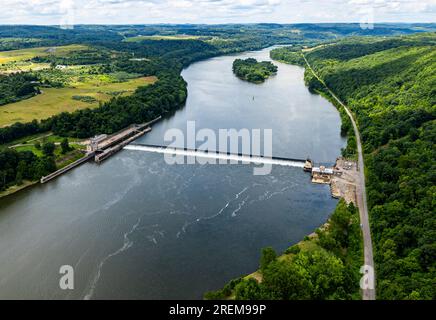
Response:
[0,44,88,64]
[0,44,88,73]
[123,34,203,41]
[0,75,157,126]
[0,61,50,74]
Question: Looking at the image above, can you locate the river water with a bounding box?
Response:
[0,47,345,299]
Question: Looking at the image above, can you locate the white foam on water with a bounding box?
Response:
[124,145,305,168]
[231,196,249,217]
[83,217,141,300]
[175,186,249,238]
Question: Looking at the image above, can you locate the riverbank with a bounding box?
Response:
[0,180,38,199]
[0,152,86,200]
[205,198,363,300]
[0,136,87,199]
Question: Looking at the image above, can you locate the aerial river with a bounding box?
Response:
[0,47,345,299]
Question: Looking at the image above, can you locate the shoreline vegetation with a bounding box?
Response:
[205,200,363,300]
[0,134,87,199]
[232,58,278,83]
[0,180,37,198]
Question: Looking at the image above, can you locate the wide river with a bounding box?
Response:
[0,47,345,299]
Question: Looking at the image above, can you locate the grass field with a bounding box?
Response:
[0,37,41,44]
[123,35,202,42]
[0,61,50,74]
[14,142,84,157]
[0,75,157,127]
[0,44,88,64]
[5,132,53,147]
[0,44,88,73]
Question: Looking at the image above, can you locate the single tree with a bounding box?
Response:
[260,247,277,273]
[60,138,71,154]
[42,142,55,157]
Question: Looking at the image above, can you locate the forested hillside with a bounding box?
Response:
[272,33,436,299]
[0,73,40,106]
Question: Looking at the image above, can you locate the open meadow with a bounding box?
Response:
[0,44,88,73]
[0,75,157,126]
[0,44,88,64]
[123,34,203,42]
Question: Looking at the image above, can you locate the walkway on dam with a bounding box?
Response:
[124,143,307,168]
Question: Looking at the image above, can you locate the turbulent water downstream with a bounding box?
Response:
[0,47,345,299]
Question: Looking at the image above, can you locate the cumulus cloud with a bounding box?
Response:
[0,0,435,24]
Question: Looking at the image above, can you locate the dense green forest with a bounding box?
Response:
[0,73,40,106]
[270,47,305,65]
[232,58,278,83]
[32,47,116,66]
[0,147,56,191]
[271,33,436,299]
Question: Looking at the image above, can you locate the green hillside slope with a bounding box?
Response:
[274,33,435,299]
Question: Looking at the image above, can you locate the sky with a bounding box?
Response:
[1,0,435,25]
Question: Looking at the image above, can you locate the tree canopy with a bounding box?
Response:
[232,58,278,83]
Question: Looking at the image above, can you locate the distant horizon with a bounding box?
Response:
[2,0,436,25]
[0,22,435,27]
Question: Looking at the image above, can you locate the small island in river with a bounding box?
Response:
[232,58,278,83]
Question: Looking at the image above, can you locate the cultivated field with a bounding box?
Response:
[0,44,88,64]
[123,34,203,42]
[0,76,157,127]
[0,44,88,73]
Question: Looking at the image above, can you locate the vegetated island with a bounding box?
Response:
[232,58,278,83]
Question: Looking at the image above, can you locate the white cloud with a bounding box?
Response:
[0,0,435,24]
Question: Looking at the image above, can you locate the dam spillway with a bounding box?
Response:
[124,143,306,168]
